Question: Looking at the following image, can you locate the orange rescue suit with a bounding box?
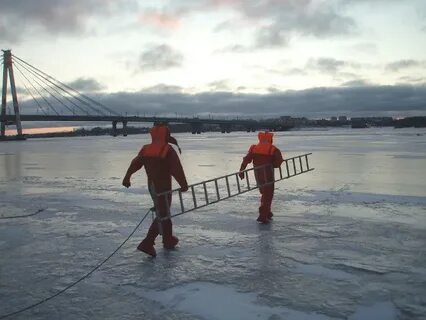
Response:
[125,125,188,256]
[239,132,283,223]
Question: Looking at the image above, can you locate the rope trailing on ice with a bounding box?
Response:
[0,207,153,319]
[0,208,47,220]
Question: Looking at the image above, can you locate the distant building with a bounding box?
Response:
[338,116,347,122]
[330,116,338,121]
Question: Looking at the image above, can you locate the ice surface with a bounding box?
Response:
[141,282,336,320]
[0,127,425,319]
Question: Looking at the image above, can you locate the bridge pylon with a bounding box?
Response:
[1,50,23,138]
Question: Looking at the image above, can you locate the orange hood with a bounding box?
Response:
[258,131,273,144]
[150,125,170,145]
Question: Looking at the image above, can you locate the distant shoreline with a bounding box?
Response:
[2,116,425,141]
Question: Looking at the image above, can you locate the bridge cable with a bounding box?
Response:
[13,61,69,115]
[15,60,92,116]
[13,63,60,116]
[13,64,48,116]
[0,208,47,220]
[14,60,90,116]
[12,55,119,117]
[0,207,153,320]
[13,58,100,116]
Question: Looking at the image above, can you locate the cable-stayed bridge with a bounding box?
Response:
[1,50,289,139]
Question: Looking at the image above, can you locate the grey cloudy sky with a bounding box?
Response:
[1,0,425,118]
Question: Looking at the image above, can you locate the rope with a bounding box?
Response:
[0,207,152,319]
[0,208,46,220]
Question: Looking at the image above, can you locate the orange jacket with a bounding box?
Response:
[139,125,187,193]
[240,132,284,185]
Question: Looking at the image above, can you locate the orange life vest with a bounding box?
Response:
[251,131,276,156]
[140,125,171,158]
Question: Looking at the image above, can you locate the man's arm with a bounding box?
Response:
[169,149,189,191]
[122,155,144,188]
[272,148,284,168]
[239,146,254,179]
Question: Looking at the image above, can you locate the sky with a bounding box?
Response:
[1,0,426,118]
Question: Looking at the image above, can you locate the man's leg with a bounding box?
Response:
[157,193,179,249]
[258,184,274,223]
[137,219,159,257]
[162,218,179,249]
[267,184,275,220]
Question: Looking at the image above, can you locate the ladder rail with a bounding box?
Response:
[156,153,314,217]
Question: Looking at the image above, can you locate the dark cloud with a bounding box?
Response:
[66,78,105,92]
[17,82,426,119]
[0,0,136,43]
[251,5,355,49]
[386,60,425,72]
[137,44,184,71]
[20,84,424,118]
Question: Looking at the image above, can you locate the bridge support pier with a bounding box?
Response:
[1,50,23,139]
[112,121,118,137]
[191,122,202,134]
[122,121,128,137]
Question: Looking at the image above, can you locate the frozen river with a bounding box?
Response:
[1,128,425,319]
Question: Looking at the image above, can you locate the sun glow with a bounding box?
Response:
[5,126,77,136]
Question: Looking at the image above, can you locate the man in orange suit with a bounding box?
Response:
[123,124,188,257]
[239,131,284,224]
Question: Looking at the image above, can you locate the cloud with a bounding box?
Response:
[18,83,426,118]
[305,58,363,82]
[255,26,289,48]
[398,76,426,84]
[66,77,105,92]
[158,1,356,48]
[208,80,231,91]
[140,84,184,94]
[0,0,136,43]
[307,58,346,73]
[216,44,252,53]
[385,59,425,72]
[20,83,419,118]
[340,79,371,87]
[251,4,355,48]
[137,44,184,71]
